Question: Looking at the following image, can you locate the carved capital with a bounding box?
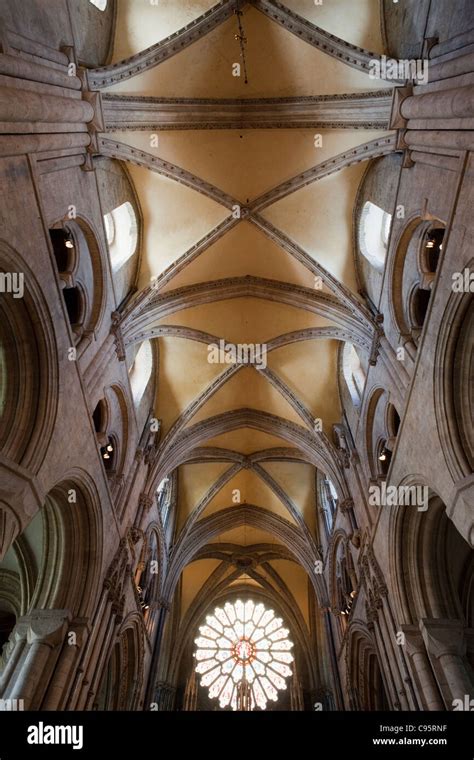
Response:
[339,498,354,514]
[420,618,467,659]
[399,625,425,659]
[24,609,71,646]
[350,529,361,548]
[389,85,413,130]
[336,445,350,469]
[369,326,383,366]
[113,328,126,361]
[139,492,154,513]
[128,527,143,546]
[111,314,126,361]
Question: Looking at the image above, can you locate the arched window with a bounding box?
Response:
[333,540,357,631]
[359,201,392,270]
[409,286,431,332]
[157,477,171,526]
[49,222,104,345]
[342,344,366,407]
[104,202,138,273]
[194,599,294,711]
[135,532,159,630]
[90,0,107,10]
[129,340,153,406]
[100,435,117,473]
[377,439,392,478]
[422,226,445,275]
[319,475,338,535]
[0,511,42,668]
[92,399,108,442]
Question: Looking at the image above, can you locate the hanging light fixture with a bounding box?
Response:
[236,598,252,711]
[234,8,249,85]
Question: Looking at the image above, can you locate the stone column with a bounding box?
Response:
[347,685,361,711]
[0,620,29,695]
[79,604,117,711]
[153,681,176,711]
[323,610,345,710]
[369,614,399,709]
[420,619,474,707]
[144,600,171,709]
[137,492,154,528]
[0,86,94,126]
[339,498,359,540]
[6,610,70,709]
[404,130,474,154]
[183,669,198,711]
[401,625,444,710]
[41,619,89,710]
[400,85,474,123]
[0,54,80,90]
[0,132,91,157]
[374,594,410,710]
[381,599,419,710]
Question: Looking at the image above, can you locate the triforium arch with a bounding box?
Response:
[346,623,390,711]
[0,474,103,709]
[0,241,58,474]
[48,215,108,349]
[95,614,146,711]
[389,487,474,709]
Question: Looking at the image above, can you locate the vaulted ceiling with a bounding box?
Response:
[103,0,393,646]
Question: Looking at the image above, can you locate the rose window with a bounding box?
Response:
[194,599,294,710]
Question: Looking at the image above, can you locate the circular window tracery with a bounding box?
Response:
[194,599,294,711]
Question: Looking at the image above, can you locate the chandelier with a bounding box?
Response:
[234,8,249,84]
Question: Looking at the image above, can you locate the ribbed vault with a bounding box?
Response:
[97,0,396,707]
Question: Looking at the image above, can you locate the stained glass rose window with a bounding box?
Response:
[194,599,294,710]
